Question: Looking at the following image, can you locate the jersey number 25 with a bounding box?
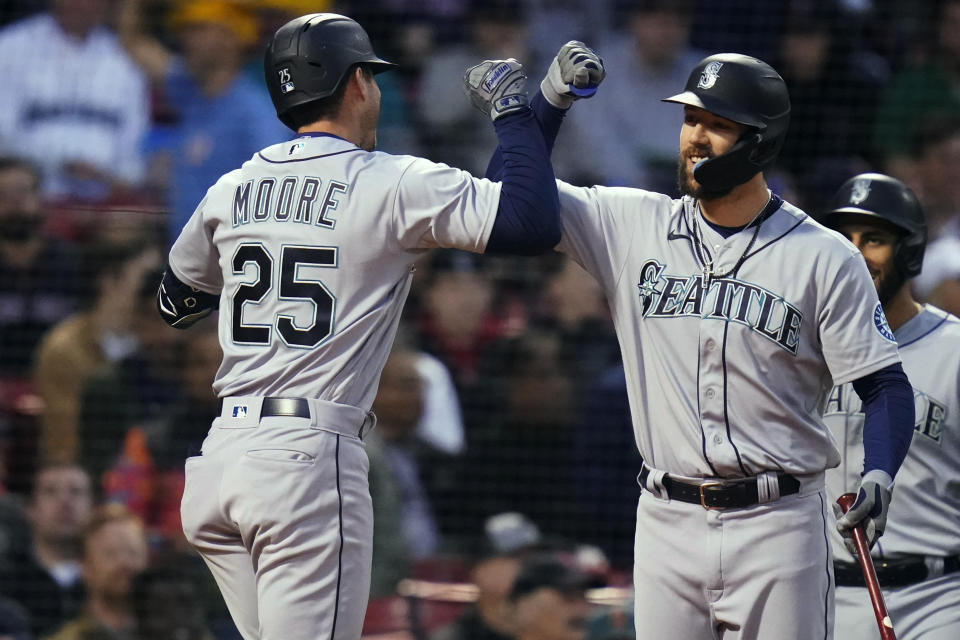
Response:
[231,243,337,348]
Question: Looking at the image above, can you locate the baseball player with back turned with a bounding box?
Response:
[483,51,916,639]
[819,173,960,640]
[153,12,601,640]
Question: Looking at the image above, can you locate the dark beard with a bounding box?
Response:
[876,267,907,306]
[677,158,734,201]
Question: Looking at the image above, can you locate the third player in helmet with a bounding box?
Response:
[821,173,927,310]
[821,175,960,640]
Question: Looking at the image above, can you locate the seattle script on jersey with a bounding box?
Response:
[636,258,803,354]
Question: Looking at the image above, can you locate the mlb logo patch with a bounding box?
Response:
[281,82,295,94]
[232,405,248,418]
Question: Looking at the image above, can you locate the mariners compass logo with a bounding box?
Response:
[850,177,871,205]
[637,260,666,315]
[698,61,723,89]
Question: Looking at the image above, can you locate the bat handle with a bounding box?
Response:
[836,493,898,640]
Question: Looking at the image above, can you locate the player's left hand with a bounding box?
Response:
[833,469,893,554]
[463,58,529,121]
[541,40,606,109]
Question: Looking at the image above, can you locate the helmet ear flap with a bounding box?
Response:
[692,131,763,192]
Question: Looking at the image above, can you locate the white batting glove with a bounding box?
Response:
[833,469,893,555]
[541,40,606,109]
[463,58,529,121]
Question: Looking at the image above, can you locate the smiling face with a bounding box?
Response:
[677,105,747,200]
[836,218,906,304]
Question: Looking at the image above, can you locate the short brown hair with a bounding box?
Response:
[82,503,143,551]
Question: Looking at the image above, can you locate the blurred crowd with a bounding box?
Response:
[1,0,960,638]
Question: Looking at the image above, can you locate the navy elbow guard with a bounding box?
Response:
[157,269,219,329]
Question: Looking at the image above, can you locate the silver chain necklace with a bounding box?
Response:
[690,193,772,288]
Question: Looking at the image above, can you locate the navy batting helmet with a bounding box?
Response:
[264,13,396,130]
[663,53,790,191]
[820,173,927,278]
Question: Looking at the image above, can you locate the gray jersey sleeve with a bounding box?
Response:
[168,191,223,295]
[392,157,501,252]
[819,251,901,385]
[555,181,667,289]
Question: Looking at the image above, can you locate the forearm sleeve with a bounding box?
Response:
[851,362,915,478]
[485,107,561,255]
[485,89,568,181]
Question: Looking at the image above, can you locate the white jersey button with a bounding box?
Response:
[705,388,716,399]
[706,339,716,350]
[713,434,724,445]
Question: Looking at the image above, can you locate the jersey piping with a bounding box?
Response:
[256,148,363,164]
[722,321,750,476]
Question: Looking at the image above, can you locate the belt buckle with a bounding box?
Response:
[699,481,724,509]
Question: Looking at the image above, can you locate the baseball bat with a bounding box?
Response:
[836,493,897,640]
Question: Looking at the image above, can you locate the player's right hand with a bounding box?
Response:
[833,469,893,554]
[463,58,529,121]
[541,41,606,109]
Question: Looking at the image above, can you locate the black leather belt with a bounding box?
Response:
[834,555,960,588]
[260,397,310,418]
[638,466,800,509]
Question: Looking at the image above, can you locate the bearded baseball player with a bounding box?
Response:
[486,52,916,639]
[153,13,598,639]
[819,173,960,640]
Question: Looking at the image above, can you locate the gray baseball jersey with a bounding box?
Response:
[555,182,901,640]
[826,304,960,560]
[169,134,501,406]
[827,304,960,640]
[173,134,501,640]
[556,182,901,478]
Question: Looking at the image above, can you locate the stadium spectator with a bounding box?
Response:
[537,258,619,386]
[0,463,92,638]
[872,0,960,174]
[372,342,466,558]
[364,427,410,598]
[416,0,539,175]
[430,512,545,640]
[505,553,602,640]
[78,270,184,487]
[131,566,215,640]
[33,238,161,463]
[556,0,704,190]
[98,320,221,550]
[43,504,148,640]
[414,251,507,399]
[902,121,960,316]
[571,363,640,570]
[773,1,886,194]
[0,157,80,377]
[121,0,288,245]
[465,328,582,539]
[0,0,148,201]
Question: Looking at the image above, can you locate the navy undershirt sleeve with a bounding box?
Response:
[485,90,568,182]
[851,362,915,478]
[485,106,561,254]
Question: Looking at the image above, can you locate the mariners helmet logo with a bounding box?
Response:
[850,177,871,205]
[637,260,666,315]
[697,61,723,90]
